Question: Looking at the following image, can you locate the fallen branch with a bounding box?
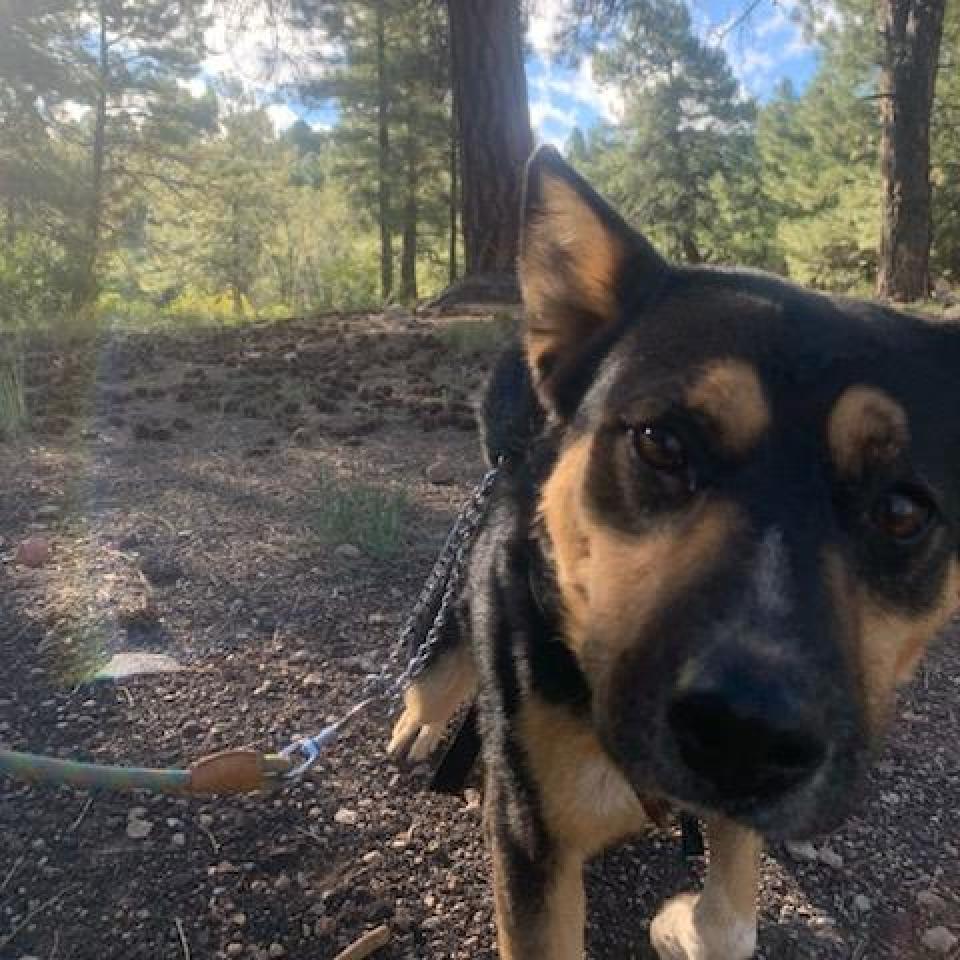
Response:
[174,917,191,960]
[332,924,391,960]
[0,887,73,952]
[0,854,25,895]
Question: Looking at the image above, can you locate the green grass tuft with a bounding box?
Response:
[435,313,517,357]
[310,470,411,561]
[0,347,27,438]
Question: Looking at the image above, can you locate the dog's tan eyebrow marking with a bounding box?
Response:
[827,385,908,479]
[685,359,770,456]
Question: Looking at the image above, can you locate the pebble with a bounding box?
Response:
[126,818,153,840]
[918,890,948,912]
[921,926,958,954]
[334,807,358,826]
[426,459,455,485]
[226,943,244,957]
[334,543,362,562]
[172,833,186,847]
[785,841,818,862]
[14,537,51,568]
[817,845,844,869]
[268,946,286,959]
[853,894,872,912]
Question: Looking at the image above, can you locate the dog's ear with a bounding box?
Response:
[519,145,665,413]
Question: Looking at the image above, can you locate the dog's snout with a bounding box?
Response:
[667,666,827,802]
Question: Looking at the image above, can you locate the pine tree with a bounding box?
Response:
[73,0,214,305]
[563,0,768,266]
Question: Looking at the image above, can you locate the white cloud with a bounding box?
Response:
[531,100,579,131]
[266,103,298,132]
[527,0,571,56]
[59,100,91,123]
[202,4,336,97]
[178,74,209,98]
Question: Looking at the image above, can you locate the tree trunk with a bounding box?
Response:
[441,0,532,305]
[877,0,946,302]
[76,0,109,308]
[448,97,459,286]
[5,195,16,249]
[400,133,418,303]
[375,2,393,302]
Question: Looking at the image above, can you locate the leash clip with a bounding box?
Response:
[280,723,341,779]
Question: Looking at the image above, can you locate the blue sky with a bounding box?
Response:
[198,0,825,145]
[525,0,823,147]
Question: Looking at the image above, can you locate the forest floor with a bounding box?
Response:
[1,311,958,960]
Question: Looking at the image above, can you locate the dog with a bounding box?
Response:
[389,145,960,959]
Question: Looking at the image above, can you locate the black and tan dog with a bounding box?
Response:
[389,146,960,959]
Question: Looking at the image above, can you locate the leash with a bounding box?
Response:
[0,464,502,797]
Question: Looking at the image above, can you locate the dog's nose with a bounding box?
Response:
[667,667,827,801]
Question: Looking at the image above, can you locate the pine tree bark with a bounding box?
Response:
[375,2,393,302]
[877,0,946,302]
[439,0,532,305]
[448,99,459,286]
[400,132,418,302]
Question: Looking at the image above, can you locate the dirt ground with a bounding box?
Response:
[1,312,958,960]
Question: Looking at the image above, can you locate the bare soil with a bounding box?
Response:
[1,313,958,960]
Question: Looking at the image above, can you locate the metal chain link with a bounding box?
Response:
[281,462,501,778]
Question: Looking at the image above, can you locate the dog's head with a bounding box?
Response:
[521,146,960,838]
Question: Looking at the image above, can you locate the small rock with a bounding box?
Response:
[334,808,358,826]
[922,926,958,954]
[362,851,384,867]
[303,673,324,688]
[14,537,51,568]
[426,459,455,485]
[817,845,844,869]
[35,504,60,520]
[290,426,311,447]
[172,833,186,847]
[918,890,948,912]
[126,818,153,840]
[334,543,362,562]
[268,946,286,959]
[226,943,244,957]
[139,551,183,586]
[853,894,872,913]
[94,652,182,680]
[785,841,818,862]
[464,788,482,811]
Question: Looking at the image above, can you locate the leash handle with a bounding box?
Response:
[0,747,292,796]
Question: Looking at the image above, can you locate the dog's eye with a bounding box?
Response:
[630,424,687,474]
[870,487,934,543]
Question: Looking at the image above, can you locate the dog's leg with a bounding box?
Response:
[650,817,761,960]
[487,782,587,960]
[387,642,477,761]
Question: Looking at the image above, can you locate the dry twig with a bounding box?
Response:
[174,917,191,960]
[332,925,391,960]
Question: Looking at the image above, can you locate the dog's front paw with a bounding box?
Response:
[387,708,443,762]
[650,892,756,960]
